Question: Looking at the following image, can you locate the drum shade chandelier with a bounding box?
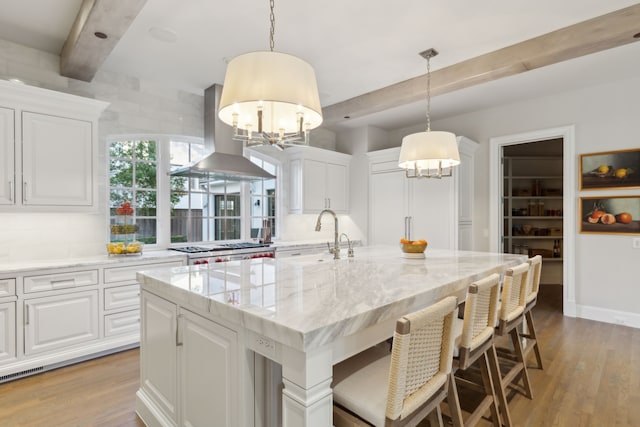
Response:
[218,0,323,150]
[398,49,460,178]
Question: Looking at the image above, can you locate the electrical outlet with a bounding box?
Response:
[633,237,640,249]
[254,335,276,358]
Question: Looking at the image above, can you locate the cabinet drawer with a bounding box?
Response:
[104,284,140,311]
[104,310,140,337]
[104,261,184,284]
[24,270,98,293]
[0,279,16,298]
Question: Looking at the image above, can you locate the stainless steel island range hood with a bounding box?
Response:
[170,84,275,181]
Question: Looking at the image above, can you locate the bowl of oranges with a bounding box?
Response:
[400,238,428,256]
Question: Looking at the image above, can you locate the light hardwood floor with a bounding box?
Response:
[1,285,639,426]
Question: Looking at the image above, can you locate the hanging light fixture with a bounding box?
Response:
[398,48,460,178]
[218,0,323,150]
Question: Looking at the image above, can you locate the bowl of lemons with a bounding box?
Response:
[399,238,428,255]
[107,241,143,255]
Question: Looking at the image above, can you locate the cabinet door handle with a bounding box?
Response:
[328,198,331,208]
[23,181,27,202]
[176,314,183,347]
[9,180,13,202]
[51,278,76,287]
[25,304,30,325]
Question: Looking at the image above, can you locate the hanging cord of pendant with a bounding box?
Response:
[269,0,275,52]
[426,54,431,132]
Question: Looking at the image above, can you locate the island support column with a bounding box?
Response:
[281,345,334,427]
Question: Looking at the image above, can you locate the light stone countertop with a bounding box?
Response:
[0,250,187,275]
[138,246,526,352]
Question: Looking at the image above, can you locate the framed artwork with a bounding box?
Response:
[580,148,640,190]
[580,196,640,235]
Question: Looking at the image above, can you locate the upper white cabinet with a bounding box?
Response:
[288,147,351,214]
[0,80,108,209]
[0,107,14,205]
[22,112,93,206]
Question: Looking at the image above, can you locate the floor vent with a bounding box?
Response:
[0,365,44,383]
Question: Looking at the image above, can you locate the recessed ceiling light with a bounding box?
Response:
[94,32,108,39]
[149,27,178,43]
[634,32,640,39]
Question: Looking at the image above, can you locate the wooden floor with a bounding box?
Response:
[1,285,639,426]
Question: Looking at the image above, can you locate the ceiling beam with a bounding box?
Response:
[60,0,147,82]
[322,4,640,126]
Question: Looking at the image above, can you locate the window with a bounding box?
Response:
[109,136,277,245]
[249,155,277,239]
[109,140,158,244]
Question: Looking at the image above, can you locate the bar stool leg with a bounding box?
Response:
[487,345,513,427]
[509,329,534,400]
[479,353,502,427]
[524,311,543,369]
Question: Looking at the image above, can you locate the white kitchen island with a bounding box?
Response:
[135,246,525,427]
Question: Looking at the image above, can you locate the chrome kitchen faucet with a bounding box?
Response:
[315,209,340,259]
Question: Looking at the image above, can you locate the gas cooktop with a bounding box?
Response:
[170,242,271,254]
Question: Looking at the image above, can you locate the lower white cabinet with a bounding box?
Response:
[0,302,16,364]
[140,290,239,427]
[24,290,99,355]
[140,290,179,424]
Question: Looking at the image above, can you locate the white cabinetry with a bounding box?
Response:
[0,301,16,364]
[0,256,186,382]
[24,290,99,355]
[368,137,478,250]
[180,309,238,427]
[139,290,239,427]
[140,290,178,424]
[288,147,351,214]
[0,79,108,209]
[368,151,456,249]
[0,107,15,205]
[457,138,479,250]
[22,112,93,206]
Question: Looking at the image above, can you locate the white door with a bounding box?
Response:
[0,302,16,363]
[21,112,93,206]
[302,158,327,212]
[140,291,179,425]
[24,290,98,355]
[410,178,456,250]
[180,309,238,427]
[325,162,348,213]
[370,170,407,245]
[0,107,15,205]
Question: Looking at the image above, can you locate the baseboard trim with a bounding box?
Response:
[575,304,640,329]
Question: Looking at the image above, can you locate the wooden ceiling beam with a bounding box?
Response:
[60,0,147,82]
[322,4,640,126]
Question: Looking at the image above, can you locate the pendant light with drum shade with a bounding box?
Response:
[398,49,460,178]
[218,0,323,150]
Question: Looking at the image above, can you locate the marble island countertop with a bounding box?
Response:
[138,246,526,353]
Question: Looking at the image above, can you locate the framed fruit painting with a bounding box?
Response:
[580,196,640,235]
[580,148,640,190]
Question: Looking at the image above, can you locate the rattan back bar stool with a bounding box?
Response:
[447,273,502,427]
[332,296,459,427]
[522,255,544,369]
[487,262,533,427]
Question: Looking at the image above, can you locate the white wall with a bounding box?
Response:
[428,73,640,326]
